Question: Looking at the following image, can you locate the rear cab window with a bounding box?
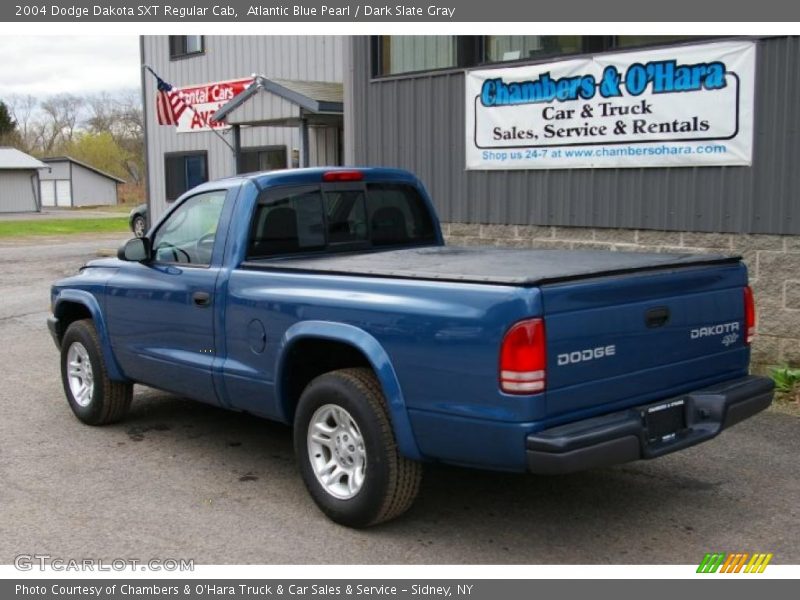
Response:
[246,181,436,260]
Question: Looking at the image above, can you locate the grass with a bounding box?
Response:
[771,366,800,401]
[768,366,800,416]
[0,217,130,238]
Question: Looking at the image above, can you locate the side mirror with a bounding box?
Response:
[118,237,150,262]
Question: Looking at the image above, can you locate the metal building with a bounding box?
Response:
[40,157,124,207]
[0,147,46,213]
[140,35,345,222]
[347,35,800,235]
[345,35,800,366]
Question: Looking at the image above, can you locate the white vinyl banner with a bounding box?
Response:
[174,78,253,133]
[465,41,755,170]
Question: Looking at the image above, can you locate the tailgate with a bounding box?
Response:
[542,261,751,419]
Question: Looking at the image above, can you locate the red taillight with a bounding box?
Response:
[322,170,364,182]
[744,286,756,345]
[500,318,546,394]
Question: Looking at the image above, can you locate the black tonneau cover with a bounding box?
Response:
[242,245,740,286]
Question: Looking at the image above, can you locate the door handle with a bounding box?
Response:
[192,291,212,307]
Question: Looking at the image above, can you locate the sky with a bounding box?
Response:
[0,36,140,98]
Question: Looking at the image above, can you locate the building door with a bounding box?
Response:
[41,181,56,207]
[55,180,71,206]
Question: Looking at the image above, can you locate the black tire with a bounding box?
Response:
[293,367,422,527]
[132,215,146,238]
[60,319,132,425]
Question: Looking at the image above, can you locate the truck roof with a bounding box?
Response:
[244,166,418,189]
[247,245,741,286]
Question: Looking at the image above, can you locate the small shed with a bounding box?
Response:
[0,147,47,213]
[40,156,125,208]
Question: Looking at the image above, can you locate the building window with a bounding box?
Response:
[376,36,458,76]
[165,152,208,202]
[372,36,714,76]
[238,146,287,174]
[484,36,584,62]
[614,35,698,49]
[169,35,204,59]
[482,35,706,64]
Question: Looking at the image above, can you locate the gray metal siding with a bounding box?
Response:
[142,35,344,222]
[225,93,299,125]
[0,171,38,213]
[40,161,70,180]
[308,126,340,166]
[350,36,800,235]
[71,163,118,206]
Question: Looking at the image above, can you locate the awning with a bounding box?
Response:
[213,76,343,127]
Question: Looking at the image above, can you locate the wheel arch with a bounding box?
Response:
[53,290,127,382]
[275,321,422,460]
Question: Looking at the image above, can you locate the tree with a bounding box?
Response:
[0,100,21,147]
[0,100,16,135]
[5,95,39,152]
[64,131,129,181]
[85,90,144,184]
[39,94,84,153]
[2,90,144,187]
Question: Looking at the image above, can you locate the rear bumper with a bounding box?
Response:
[526,375,774,474]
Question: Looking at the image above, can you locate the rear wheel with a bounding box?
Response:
[60,319,132,425]
[294,368,422,527]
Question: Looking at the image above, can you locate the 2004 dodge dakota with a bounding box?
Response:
[48,167,774,527]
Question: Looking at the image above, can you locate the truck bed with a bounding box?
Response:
[242,245,739,286]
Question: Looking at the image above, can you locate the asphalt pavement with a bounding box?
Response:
[0,234,798,565]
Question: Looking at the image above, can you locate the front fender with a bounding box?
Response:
[53,290,127,382]
[276,321,422,461]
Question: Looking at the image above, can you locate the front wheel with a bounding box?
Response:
[60,319,132,425]
[294,368,422,527]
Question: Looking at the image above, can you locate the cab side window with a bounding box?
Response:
[151,191,227,265]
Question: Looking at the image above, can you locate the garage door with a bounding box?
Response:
[55,180,71,207]
[41,181,56,207]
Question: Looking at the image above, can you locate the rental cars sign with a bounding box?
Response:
[465,41,755,169]
[175,78,253,133]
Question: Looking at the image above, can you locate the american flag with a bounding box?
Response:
[154,75,187,126]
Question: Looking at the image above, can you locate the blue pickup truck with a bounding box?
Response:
[49,167,773,527]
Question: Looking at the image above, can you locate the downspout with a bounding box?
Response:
[299,111,310,168]
[232,124,242,174]
[69,160,74,206]
[30,170,41,212]
[139,36,152,220]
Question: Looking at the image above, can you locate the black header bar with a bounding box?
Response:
[3,0,800,22]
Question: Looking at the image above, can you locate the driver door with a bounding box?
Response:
[106,189,227,405]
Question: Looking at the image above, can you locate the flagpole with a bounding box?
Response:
[143,65,237,155]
